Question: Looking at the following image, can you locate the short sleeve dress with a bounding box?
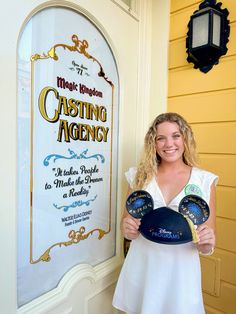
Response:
[112,167,218,314]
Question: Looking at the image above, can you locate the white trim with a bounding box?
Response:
[135,0,153,159]
[149,0,170,118]
[59,308,73,314]
[18,256,122,314]
[131,0,140,15]
[111,0,139,20]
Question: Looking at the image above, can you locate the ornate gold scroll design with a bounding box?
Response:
[31,34,113,86]
[30,35,114,264]
[32,228,108,263]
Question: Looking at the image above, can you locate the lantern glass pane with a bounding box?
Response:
[192,13,209,48]
[212,13,221,46]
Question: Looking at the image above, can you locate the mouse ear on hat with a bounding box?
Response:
[126,190,154,219]
[139,207,198,245]
[179,194,210,225]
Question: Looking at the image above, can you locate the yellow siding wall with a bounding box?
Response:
[169,1,236,313]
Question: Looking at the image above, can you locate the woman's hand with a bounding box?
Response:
[196,224,215,254]
[121,214,141,240]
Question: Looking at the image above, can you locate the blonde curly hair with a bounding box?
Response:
[134,112,198,189]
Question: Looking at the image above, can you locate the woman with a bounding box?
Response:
[113,112,218,314]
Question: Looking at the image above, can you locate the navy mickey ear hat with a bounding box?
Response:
[126,190,210,245]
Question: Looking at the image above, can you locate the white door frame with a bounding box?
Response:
[0,1,170,313]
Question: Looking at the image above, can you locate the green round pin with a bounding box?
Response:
[184,184,202,197]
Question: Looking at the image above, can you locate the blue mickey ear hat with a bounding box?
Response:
[126,190,210,245]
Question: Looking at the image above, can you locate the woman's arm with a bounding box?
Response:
[196,182,217,254]
[120,187,141,240]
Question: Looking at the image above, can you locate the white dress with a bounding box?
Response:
[113,167,218,314]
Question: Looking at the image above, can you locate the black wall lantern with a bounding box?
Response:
[186,0,230,73]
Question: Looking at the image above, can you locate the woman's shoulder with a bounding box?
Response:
[125,167,137,187]
[125,167,137,179]
[193,166,218,178]
[125,167,137,175]
[192,167,218,186]
[189,167,218,202]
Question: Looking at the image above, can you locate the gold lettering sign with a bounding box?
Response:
[30,34,115,263]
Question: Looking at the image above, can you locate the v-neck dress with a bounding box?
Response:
[113,167,218,314]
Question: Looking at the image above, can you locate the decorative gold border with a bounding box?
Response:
[30,34,114,263]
